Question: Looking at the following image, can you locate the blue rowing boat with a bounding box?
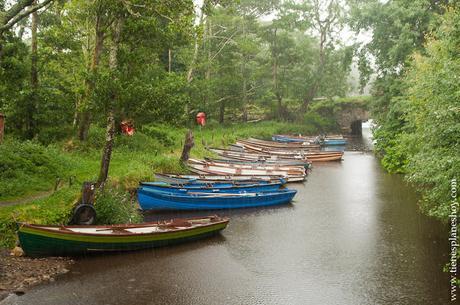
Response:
[137,187,297,210]
[140,181,283,194]
[271,135,306,143]
[322,139,347,145]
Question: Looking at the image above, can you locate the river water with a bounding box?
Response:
[5,124,451,305]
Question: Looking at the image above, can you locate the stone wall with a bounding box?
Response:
[336,107,370,134]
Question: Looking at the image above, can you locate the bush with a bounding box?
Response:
[0,139,70,199]
[94,186,142,225]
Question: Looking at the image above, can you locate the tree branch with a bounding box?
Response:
[1,0,53,33]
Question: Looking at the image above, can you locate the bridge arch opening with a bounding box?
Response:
[350,120,363,135]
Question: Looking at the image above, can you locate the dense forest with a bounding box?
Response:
[349,0,460,220]
[0,0,459,238]
[0,0,354,139]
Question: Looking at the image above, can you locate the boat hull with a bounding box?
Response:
[154,173,284,184]
[140,181,283,193]
[323,139,347,145]
[186,167,306,182]
[18,219,228,257]
[272,135,307,143]
[137,188,297,210]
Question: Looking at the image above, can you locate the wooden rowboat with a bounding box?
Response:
[272,134,348,146]
[239,138,321,150]
[18,216,229,257]
[272,134,311,143]
[187,160,306,177]
[140,181,283,193]
[154,173,286,184]
[238,142,344,160]
[322,138,347,145]
[137,187,297,210]
[206,157,311,168]
[186,166,306,183]
[210,147,341,162]
[188,158,307,175]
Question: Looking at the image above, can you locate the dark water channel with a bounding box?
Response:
[6,124,451,305]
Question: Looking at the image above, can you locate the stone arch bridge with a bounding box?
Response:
[336,105,370,135]
[311,97,371,135]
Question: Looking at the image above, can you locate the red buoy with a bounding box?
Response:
[196,112,206,126]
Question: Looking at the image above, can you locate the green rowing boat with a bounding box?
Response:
[18,216,229,257]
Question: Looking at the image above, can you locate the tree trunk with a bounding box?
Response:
[301,82,319,113]
[186,0,208,83]
[0,113,4,144]
[180,129,194,162]
[272,28,284,119]
[242,76,248,122]
[96,19,121,188]
[219,100,225,124]
[204,18,212,109]
[241,18,248,122]
[77,17,105,141]
[301,26,327,113]
[26,3,38,139]
[168,48,172,73]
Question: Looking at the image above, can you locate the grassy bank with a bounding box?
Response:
[0,120,326,248]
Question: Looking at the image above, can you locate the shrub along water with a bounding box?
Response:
[94,186,142,225]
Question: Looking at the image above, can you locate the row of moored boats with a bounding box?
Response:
[18,134,347,257]
[137,135,347,210]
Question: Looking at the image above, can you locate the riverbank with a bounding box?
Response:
[1,151,449,305]
[0,250,73,301]
[0,121,329,299]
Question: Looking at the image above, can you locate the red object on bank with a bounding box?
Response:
[121,120,135,136]
[196,112,206,126]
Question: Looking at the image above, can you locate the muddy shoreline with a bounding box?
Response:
[0,250,73,302]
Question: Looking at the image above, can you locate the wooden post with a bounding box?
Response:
[180,129,194,162]
[0,113,4,144]
[81,182,96,205]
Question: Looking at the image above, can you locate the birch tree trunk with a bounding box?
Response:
[26,2,38,138]
[77,15,105,141]
[241,18,248,122]
[97,19,122,188]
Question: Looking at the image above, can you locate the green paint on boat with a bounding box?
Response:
[18,218,228,257]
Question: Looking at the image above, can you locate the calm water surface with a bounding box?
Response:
[6,126,450,305]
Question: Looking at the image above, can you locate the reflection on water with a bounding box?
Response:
[6,124,450,305]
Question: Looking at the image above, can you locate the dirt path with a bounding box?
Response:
[0,191,54,208]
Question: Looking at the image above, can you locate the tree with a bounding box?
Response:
[397,5,460,220]
[0,0,53,60]
[76,0,116,141]
[293,0,346,112]
[348,0,448,170]
[97,18,122,187]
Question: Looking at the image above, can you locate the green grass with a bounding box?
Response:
[0,120,327,248]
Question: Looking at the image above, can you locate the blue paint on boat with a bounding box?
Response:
[137,187,297,210]
[139,181,283,194]
[271,135,306,143]
[323,139,347,146]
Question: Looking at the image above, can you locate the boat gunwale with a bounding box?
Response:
[140,181,283,190]
[18,216,229,238]
[186,166,306,180]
